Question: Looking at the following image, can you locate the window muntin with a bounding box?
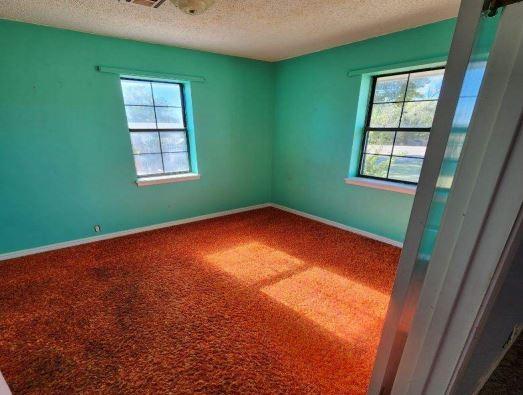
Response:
[359,68,445,184]
[120,78,191,177]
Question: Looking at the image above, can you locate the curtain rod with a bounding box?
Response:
[96,66,206,83]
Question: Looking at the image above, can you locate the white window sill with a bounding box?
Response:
[136,173,200,187]
[344,177,416,195]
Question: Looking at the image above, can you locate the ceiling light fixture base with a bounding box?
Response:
[170,0,215,15]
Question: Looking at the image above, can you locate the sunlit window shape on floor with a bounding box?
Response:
[206,242,306,285]
[262,267,390,344]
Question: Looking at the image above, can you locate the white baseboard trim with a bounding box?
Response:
[0,202,402,261]
[270,203,403,248]
[0,203,271,261]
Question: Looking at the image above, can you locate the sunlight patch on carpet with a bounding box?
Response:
[262,267,390,343]
[206,242,306,285]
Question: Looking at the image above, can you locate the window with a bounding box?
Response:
[359,67,445,184]
[120,78,191,178]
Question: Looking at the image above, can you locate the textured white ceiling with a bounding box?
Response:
[0,0,460,61]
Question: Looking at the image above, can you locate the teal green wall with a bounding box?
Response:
[272,19,457,243]
[0,20,275,254]
[0,18,459,254]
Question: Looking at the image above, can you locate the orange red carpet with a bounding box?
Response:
[0,208,400,394]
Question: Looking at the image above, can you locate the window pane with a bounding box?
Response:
[361,154,391,178]
[388,157,423,183]
[152,83,182,107]
[365,131,395,155]
[160,132,187,153]
[461,62,486,98]
[374,74,408,103]
[134,154,163,176]
[369,103,402,128]
[392,132,429,158]
[156,107,184,129]
[121,80,153,105]
[405,69,444,101]
[163,152,190,173]
[130,132,161,154]
[125,106,156,129]
[400,101,437,128]
[453,96,478,129]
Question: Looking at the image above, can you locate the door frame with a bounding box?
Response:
[369,1,523,393]
[392,3,523,391]
[368,0,490,392]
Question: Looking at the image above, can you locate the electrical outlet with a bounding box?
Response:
[94,225,101,233]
